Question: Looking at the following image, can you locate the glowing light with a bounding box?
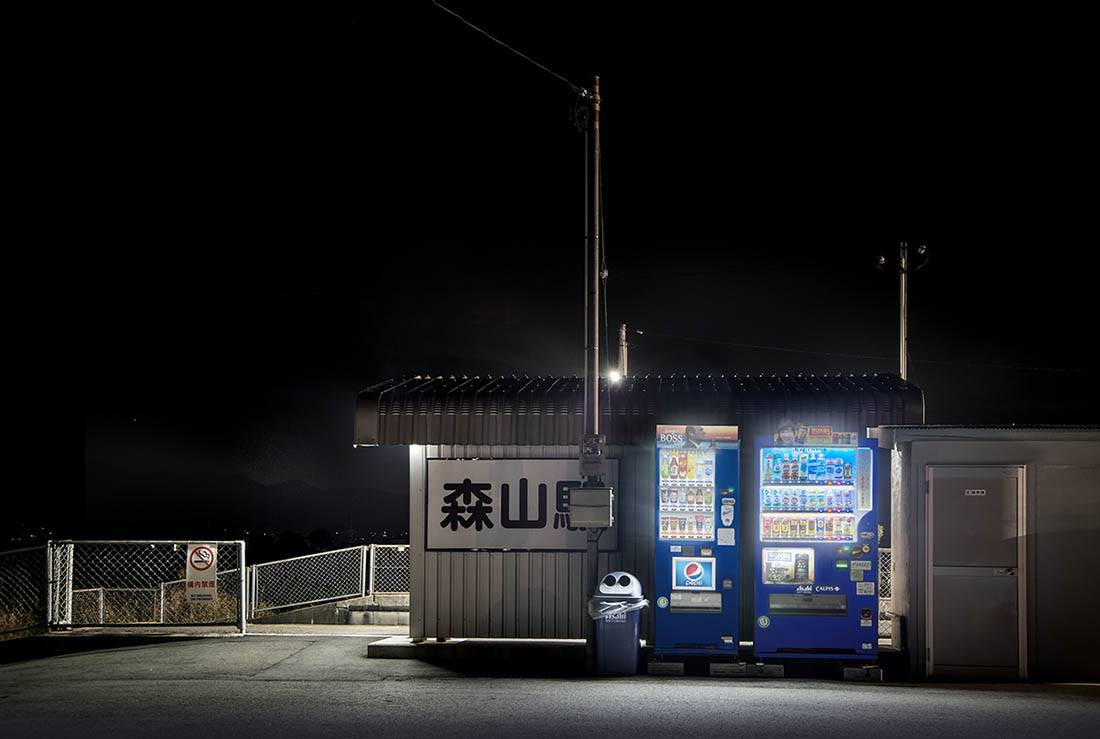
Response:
[609,370,621,384]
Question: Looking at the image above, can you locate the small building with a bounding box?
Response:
[354,373,922,647]
[869,425,1100,681]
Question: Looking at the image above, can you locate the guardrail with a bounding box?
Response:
[248,544,409,618]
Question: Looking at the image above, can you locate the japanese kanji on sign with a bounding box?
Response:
[186,543,218,603]
[426,459,619,550]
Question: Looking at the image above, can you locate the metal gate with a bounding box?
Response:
[48,540,246,633]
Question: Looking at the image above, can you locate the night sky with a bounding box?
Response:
[59,5,1100,550]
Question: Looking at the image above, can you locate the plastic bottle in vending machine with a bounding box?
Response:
[798,451,809,482]
[679,451,689,478]
[764,454,773,483]
[660,454,669,480]
[687,453,697,480]
[763,516,772,538]
[669,456,678,479]
[773,454,782,482]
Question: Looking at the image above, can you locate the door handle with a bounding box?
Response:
[996,568,1016,577]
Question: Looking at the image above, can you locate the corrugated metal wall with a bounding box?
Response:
[410,444,657,641]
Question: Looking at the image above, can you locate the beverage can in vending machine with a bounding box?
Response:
[763,517,772,537]
[794,553,810,582]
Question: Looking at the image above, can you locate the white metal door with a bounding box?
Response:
[927,465,1026,678]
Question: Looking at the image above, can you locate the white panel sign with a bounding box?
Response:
[426,459,619,550]
[186,543,218,603]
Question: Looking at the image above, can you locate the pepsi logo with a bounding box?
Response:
[684,561,705,584]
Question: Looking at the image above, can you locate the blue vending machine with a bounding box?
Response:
[654,424,741,656]
[754,430,878,661]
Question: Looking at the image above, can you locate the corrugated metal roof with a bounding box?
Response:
[870,425,1100,445]
[354,373,924,446]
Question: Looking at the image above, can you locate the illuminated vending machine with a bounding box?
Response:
[754,430,877,661]
[654,425,740,656]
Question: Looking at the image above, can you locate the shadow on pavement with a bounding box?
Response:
[0,634,206,665]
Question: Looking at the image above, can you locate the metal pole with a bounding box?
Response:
[45,542,53,629]
[583,76,604,674]
[899,241,908,381]
[618,323,628,377]
[238,541,247,635]
[585,75,602,443]
[360,545,369,597]
[368,545,377,596]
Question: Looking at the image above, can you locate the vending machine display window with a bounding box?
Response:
[658,447,716,541]
[762,547,815,585]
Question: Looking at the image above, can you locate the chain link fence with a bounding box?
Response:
[250,545,368,618]
[0,546,48,638]
[879,547,893,639]
[49,541,245,631]
[370,545,410,593]
[1,541,410,636]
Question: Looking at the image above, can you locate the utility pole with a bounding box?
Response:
[580,76,606,674]
[585,75,602,462]
[878,242,928,384]
[618,323,628,378]
[899,242,908,381]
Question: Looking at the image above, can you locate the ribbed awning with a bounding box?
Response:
[354,373,924,447]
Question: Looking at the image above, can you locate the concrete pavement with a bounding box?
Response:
[0,635,1097,738]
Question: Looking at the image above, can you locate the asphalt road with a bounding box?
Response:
[1,636,1097,738]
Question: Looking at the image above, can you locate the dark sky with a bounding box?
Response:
[61,5,1100,543]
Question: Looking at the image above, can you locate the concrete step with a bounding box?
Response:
[347,604,409,613]
[347,610,409,627]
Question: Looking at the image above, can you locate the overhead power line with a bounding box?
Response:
[431,1,586,95]
[635,329,1099,376]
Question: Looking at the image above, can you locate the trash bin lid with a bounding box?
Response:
[597,571,643,598]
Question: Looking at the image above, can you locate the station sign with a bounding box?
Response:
[426,459,619,551]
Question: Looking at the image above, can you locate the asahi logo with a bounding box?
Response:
[605,612,627,623]
[795,584,813,594]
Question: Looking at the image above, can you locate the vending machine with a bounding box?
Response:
[753,431,878,661]
[654,425,740,656]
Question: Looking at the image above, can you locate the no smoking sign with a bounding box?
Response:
[186,543,218,604]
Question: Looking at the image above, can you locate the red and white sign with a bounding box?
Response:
[186,544,218,604]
